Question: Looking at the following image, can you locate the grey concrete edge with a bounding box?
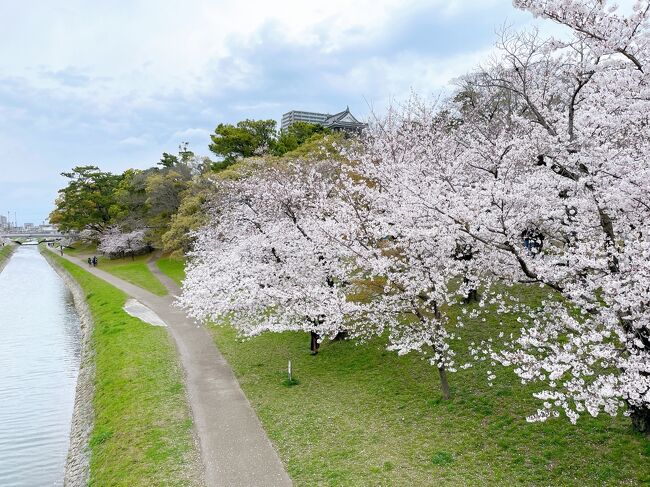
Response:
[42,248,95,487]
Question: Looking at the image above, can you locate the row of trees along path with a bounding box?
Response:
[178,0,650,434]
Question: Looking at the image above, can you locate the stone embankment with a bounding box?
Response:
[42,250,94,487]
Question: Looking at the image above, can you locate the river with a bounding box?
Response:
[0,245,81,486]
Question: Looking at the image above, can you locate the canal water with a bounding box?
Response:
[0,245,81,486]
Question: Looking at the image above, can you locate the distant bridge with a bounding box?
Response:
[2,233,63,238]
[1,233,64,245]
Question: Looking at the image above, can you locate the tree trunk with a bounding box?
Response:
[630,405,650,435]
[621,316,650,434]
[333,330,349,341]
[462,277,479,303]
[464,288,479,304]
[438,365,451,400]
[310,331,320,355]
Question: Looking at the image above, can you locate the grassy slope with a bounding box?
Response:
[96,254,168,296]
[64,242,98,256]
[0,244,14,265]
[157,257,186,287]
[65,244,168,296]
[210,283,650,486]
[48,252,202,486]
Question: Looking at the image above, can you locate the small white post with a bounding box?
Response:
[288,359,292,383]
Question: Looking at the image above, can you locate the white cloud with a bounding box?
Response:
[325,46,496,109]
[0,0,544,223]
[119,136,149,146]
[170,128,212,148]
[172,128,211,139]
[0,0,508,101]
[230,102,282,112]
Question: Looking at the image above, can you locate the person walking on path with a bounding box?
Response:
[87,257,92,267]
[92,256,97,267]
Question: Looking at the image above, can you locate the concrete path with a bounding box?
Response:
[52,249,292,487]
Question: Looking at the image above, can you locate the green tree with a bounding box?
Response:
[209,119,277,164]
[162,179,212,256]
[283,132,348,160]
[273,122,328,156]
[144,169,191,246]
[158,152,179,168]
[159,142,195,168]
[146,170,188,219]
[49,165,122,232]
[111,168,149,225]
[177,141,195,164]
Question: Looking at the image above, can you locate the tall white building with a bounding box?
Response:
[281,110,329,130]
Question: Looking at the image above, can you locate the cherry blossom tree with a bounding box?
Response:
[178,160,359,353]
[334,0,650,428]
[450,0,650,431]
[98,227,149,259]
[178,0,650,430]
[361,0,650,429]
[326,105,472,399]
[78,228,100,244]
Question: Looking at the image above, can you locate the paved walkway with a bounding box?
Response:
[52,249,292,487]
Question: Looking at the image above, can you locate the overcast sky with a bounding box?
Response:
[0,0,544,225]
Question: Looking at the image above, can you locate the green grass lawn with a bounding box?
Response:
[0,244,14,265]
[46,251,202,486]
[156,257,186,287]
[210,284,650,486]
[94,254,168,296]
[65,243,167,296]
[64,242,98,256]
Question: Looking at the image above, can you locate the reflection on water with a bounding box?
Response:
[0,246,81,487]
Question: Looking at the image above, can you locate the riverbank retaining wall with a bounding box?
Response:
[42,249,95,487]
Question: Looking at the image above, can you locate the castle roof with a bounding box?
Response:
[322,106,365,130]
